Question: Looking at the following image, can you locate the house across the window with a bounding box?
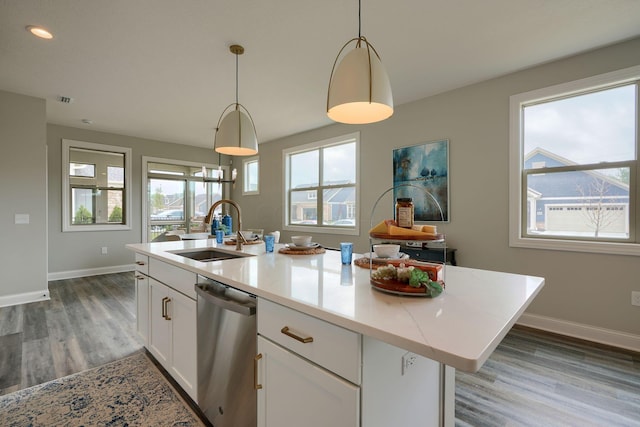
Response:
[524,148,629,239]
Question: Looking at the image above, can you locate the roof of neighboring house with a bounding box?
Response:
[525,147,629,198]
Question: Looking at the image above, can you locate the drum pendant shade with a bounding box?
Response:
[214,44,258,156]
[215,108,258,156]
[327,45,393,124]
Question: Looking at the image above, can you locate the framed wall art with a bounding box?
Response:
[392,139,449,222]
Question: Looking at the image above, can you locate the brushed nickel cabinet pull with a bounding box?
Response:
[281,326,313,343]
[254,353,263,390]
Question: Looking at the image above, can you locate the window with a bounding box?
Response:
[509,66,640,255]
[242,157,259,195]
[144,158,226,242]
[62,140,131,231]
[284,133,359,234]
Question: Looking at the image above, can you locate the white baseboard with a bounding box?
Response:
[48,264,135,281]
[517,312,640,353]
[0,289,50,308]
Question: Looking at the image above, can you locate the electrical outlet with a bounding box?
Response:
[632,291,640,307]
[401,352,417,375]
[101,247,108,255]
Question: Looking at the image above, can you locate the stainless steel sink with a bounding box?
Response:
[170,248,252,262]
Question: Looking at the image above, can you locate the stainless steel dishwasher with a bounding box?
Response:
[195,275,257,427]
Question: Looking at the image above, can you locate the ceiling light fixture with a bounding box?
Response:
[326,0,393,124]
[213,44,258,156]
[26,25,53,40]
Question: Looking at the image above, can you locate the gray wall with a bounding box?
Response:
[235,37,640,338]
[46,124,220,276]
[0,90,47,303]
[1,37,638,340]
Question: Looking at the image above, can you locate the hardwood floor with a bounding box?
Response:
[1,273,638,426]
[0,272,142,395]
[455,327,640,426]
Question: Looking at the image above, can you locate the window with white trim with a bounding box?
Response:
[62,139,131,232]
[509,66,640,255]
[284,133,359,234]
[242,157,259,195]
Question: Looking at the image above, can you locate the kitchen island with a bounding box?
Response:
[127,239,544,427]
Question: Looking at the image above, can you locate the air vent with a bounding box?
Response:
[57,96,74,104]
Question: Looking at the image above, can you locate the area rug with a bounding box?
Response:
[0,351,205,426]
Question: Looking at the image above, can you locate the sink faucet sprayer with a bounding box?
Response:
[204,199,246,250]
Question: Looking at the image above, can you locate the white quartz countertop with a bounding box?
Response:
[127,239,544,372]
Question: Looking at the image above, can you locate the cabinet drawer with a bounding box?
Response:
[134,253,149,276]
[258,299,361,385]
[149,258,197,299]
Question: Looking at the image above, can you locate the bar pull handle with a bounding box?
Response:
[281,326,313,344]
[135,261,146,266]
[161,297,167,319]
[254,353,263,390]
[135,275,145,280]
[163,297,172,320]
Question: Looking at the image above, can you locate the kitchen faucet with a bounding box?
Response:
[204,199,246,250]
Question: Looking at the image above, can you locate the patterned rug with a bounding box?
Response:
[0,351,205,426]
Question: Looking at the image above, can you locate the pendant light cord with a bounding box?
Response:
[235,51,239,105]
[358,0,361,38]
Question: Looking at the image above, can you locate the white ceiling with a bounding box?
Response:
[2,0,639,149]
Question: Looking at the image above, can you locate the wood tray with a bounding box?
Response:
[354,258,444,281]
[278,247,326,255]
[370,278,432,296]
[369,232,445,241]
[370,278,445,297]
[224,239,263,245]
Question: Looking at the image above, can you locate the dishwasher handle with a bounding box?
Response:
[195,283,256,316]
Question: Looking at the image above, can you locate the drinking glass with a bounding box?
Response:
[340,242,353,264]
[264,234,275,252]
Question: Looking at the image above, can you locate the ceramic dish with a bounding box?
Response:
[361,252,409,260]
[285,242,321,250]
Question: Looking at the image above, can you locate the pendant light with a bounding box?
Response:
[214,44,258,156]
[326,0,393,124]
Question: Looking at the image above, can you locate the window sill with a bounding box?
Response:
[283,224,360,236]
[509,236,640,257]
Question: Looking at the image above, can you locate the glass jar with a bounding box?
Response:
[396,198,414,228]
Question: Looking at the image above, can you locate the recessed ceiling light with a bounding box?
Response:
[26,25,53,40]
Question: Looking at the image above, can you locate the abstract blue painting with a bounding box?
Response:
[393,139,449,222]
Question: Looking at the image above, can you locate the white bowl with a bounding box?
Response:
[291,235,313,247]
[373,244,400,258]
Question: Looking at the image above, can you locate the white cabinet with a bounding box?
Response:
[134,254,149,345]
[148,278,172,365]
[256,299,360,427]
[148,277,197,401]
[256,298,455,427]
[257,336,359,427]
[134,254,197,403]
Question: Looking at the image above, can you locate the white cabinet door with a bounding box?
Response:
[257,336,359,427]
[135,273,149,345]
[169,289,197,401]
[148,278,171,367]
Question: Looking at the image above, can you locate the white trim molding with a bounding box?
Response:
[517,312,640,353]
[48,264,134,281]
[0,290,50,308]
